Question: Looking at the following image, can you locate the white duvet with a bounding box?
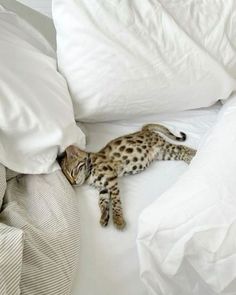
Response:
[138,93,236,295]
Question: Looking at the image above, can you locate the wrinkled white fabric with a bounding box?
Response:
[0,6,85,173]
[53,0,236,122]
[138,93,236,295]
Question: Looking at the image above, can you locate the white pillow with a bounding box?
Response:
[0,6,85,174]
[53,0,236,122]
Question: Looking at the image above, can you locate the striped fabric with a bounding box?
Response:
[0,164,6,207]
[0,164,80,295]
[0,165,22,295]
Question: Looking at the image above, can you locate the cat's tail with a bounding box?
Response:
[142,124,186,142]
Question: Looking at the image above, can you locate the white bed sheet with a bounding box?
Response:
[72,103,221,295]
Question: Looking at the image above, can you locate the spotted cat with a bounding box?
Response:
[59,124,196,230]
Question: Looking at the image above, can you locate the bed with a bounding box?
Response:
[0,1,236,295]
[72,105,220,295]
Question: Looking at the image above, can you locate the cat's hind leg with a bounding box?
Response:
[109,184,126,230]
[99,189,110,227]
[182,147,196,164]
[158,144,196,164]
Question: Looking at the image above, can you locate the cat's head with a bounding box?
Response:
[59,145,89,186]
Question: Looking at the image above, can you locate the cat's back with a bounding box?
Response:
[98,130,155,175]
[101,130,147,156]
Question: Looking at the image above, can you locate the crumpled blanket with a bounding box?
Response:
[137,93,236,295]
[0,166,79,295]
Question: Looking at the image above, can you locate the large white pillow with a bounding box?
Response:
[0,6,85,174]
[53,0,236,122]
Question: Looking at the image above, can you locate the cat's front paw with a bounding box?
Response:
[100,212,109,227]
[113,215,126,230]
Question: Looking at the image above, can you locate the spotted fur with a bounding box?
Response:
[59,124,196,230]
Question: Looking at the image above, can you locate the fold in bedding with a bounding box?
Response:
[138,93,236,295]
[0,165,80,295]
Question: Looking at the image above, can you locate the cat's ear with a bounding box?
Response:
[65,145,87,159]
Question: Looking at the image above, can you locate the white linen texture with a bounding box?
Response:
[53,0,236,122]
[0,5,85,174]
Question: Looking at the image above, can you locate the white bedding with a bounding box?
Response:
[72,104,220,295]
[0,4,83,295]
[1,2,236,295]
[0,5,85,174]
[53,0,236,122]
[0,0,55,48]
[17,0,52,17]
[137,94,236,295]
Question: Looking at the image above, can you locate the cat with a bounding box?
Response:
[59,123,196,230]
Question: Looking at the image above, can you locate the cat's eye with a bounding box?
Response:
[71,162,85,177]
[77,162,85,170]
